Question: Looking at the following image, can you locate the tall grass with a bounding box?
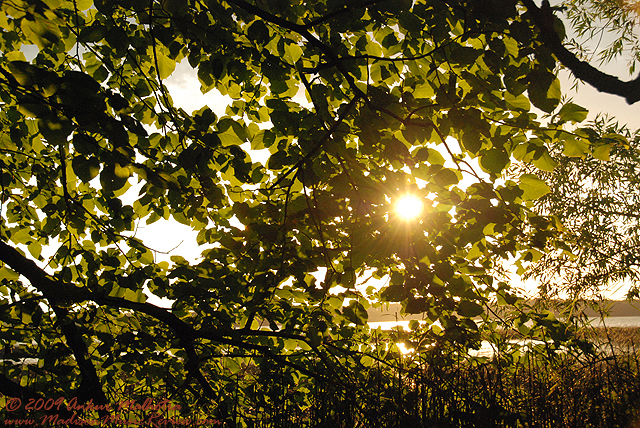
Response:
[229,327,640,428]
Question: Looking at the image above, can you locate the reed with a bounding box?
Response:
[227,327,640,428]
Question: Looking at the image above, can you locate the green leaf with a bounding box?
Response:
[28,242,42,259]
[497,291,519,306]
[593,144,612,161]
[21,17,60,49]
[73,133,99,155]
[503,36,520,57]
[39,116,74,144]
[247,20,270,45]
[458,300,483,318]
[283,43,303,64]
[504,92,530,111]
[72,156,101,182]
[414,147,445,165]
[480,149,510,174]
[533,152,558,172]
[527,70,561,113]
[79,23,106,43]
[173,212,191,226]
[519,174,550,200]
[413,81,434,99]
[62,70,101,95]
[381,284,411,302]
[449,45,480,65]
[76,0,93,10]
[177,144,204,169]
[100,164,129,192]
[109,285,147,303]
[563,135,589,157]
[433,168,460,187]
[0,266,20,280]
[217,118,247,146]
[556,102,589,124]
[8,61,37,86]
[342,301,368,326]
[405,297,429,314]
[156,50,176,80]
[251,129,276,150]
[219,130,244,147]
[120,115,147,136]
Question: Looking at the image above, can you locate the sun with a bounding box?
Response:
[395,194,424,220]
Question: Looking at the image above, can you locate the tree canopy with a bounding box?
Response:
[0,0,636,424]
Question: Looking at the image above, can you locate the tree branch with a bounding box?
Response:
[0,239,347,391]
[520,0,640,104]
[0,374,85,427]
[0,372,42,401]
[0,240,107,405]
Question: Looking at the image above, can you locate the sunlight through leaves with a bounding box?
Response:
[395,194,424,220]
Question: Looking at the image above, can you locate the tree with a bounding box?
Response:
[563,0,640,74]
[523,0,640,103]
[517,0,640,307]
[0,0,632,424]
[514,116,640,301]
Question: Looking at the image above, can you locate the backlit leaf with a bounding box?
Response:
[557,102,588,124]
[533,152,558,172]
[519,174,550,200]
[592,144,612,161]
[563,135,589,157]
[283,43,303,64]
[458,300,483,317]
[527,70,561,113]
[156,50,176,80]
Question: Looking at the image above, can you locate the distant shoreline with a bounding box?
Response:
[368,300,640,323]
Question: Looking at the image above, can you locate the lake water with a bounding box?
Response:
[371,317,640,358]
[586,316,640,327]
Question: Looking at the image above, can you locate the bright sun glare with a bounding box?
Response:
[395,195,424,220]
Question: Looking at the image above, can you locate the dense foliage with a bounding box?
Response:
[0,0,637,426]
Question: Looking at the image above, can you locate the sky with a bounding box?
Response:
[558,68,640,128]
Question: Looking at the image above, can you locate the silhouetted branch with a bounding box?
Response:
[521,0,640,104]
